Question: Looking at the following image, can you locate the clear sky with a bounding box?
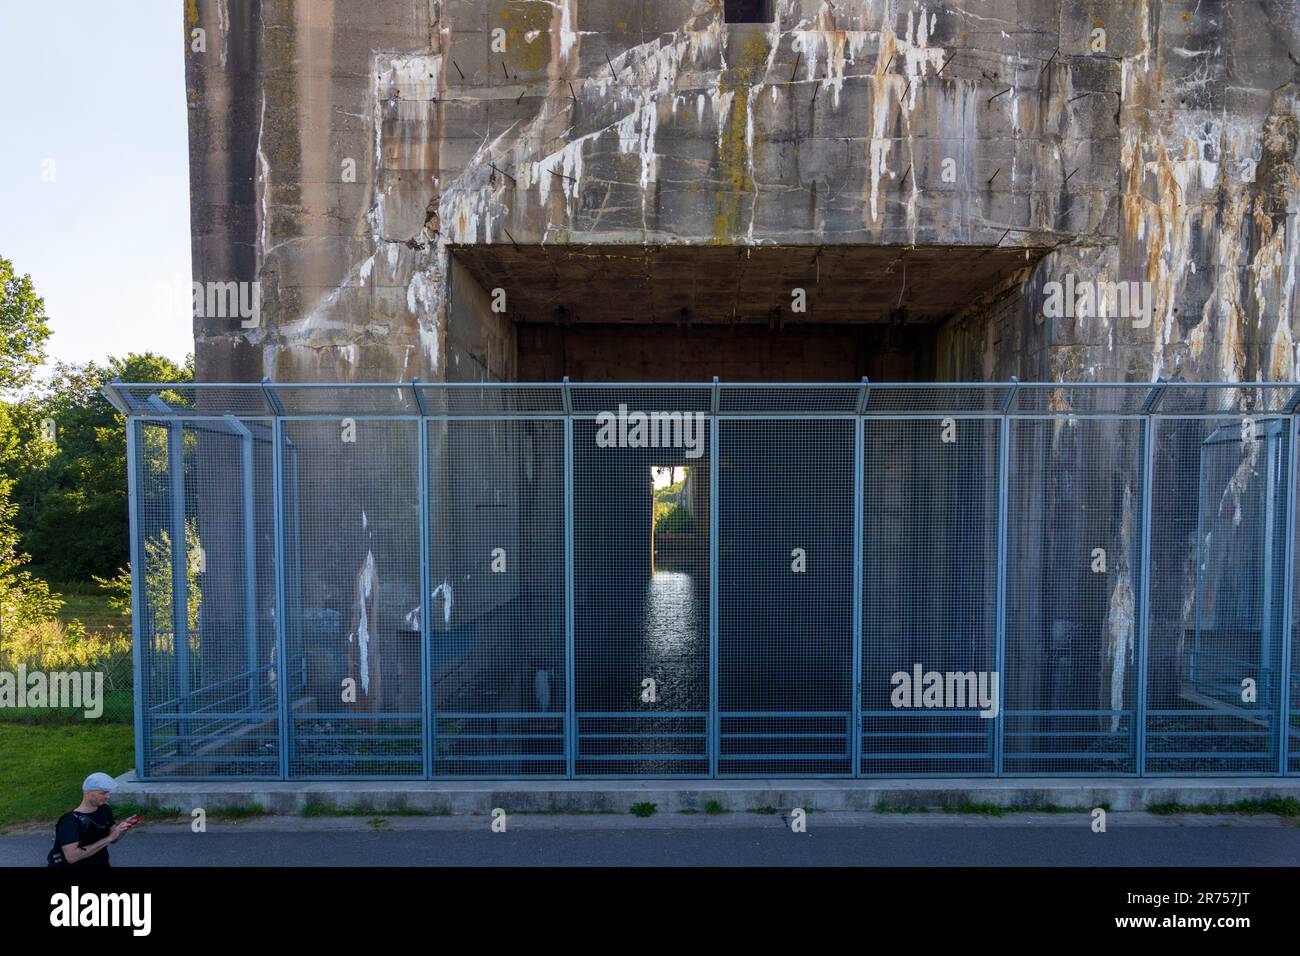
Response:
[0,2,193,373]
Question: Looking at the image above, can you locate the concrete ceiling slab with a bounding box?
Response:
[451,244,1044,325]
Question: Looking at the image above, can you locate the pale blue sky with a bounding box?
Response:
[0,2,193,372]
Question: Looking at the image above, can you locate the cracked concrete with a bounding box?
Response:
[184,0,1300,386]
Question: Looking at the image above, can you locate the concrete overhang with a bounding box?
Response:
[452,244,1047,326]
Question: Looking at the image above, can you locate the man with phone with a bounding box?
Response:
[46,772,140,868]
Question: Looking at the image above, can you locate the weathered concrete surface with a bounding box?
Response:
[184,0,1300,386]
[174,1,1300,781]
[112,769,1300,813]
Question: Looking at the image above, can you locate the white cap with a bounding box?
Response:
[82,772,117,793]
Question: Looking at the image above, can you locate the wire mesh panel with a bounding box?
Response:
[860,418,999,775]
[573,413,710,776]
[280,418,423,777]
[718,420,854,776]
[133,418,280,778]
[428,418,565,776]
[121,381,1300,780]
[1004,418,1141,774]
[1292,419,1300,776]
[1146,416,1288,774]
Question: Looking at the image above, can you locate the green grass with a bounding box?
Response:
[2,581,133,725]
[52,588,129,634]
[630,801,657,818]
[1147,797,1300,818]
[112,802,182,820]
[0,689,134,725]
[702,799,728,815]
[0,722,134,828]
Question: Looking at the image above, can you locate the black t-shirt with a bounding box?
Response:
[47,805,114,867]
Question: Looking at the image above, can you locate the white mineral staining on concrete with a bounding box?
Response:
[1255,202,1300,380]
[795,17,871,111]
[432,579,453,627]
[617,102,659,191]
[350,548,377,695]
[216,0,229,68]
[385,53,441,101]
[242,0,1295,392]
[1212,438,1261,542]
[255,89,270,285]
[790,4,947,226]
[1104,483,1134,732]
[1118,0,1299,384]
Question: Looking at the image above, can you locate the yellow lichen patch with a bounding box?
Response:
[711,33,769,243]
[502,1,552,72]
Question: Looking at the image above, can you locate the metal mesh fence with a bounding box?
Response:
[719,420,854,776]
[116,381,1300,779]
[1145,416,1289,774]
[133,418,280,778]
[861,418,999,775]
[281,418,422,777]
[1004,417,1141,774]
[429,419,566,776]
[572,418,710,776]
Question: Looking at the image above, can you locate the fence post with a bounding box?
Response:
[993,380,1016,775]
[563,378,576,778]
[415,385,433,779]
[851,378,868,777]
[1133,383,1164,776]
[126,418,149,779]
[221,415,261,717]
[166,422,192,758]
[269,413,291,780]
[1278,395,1300,774]
[709,378,721,777]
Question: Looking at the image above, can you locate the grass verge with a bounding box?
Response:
[1146,797,1300,817]
[0,722,133,828]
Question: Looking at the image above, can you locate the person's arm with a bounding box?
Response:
[61,821,131,864]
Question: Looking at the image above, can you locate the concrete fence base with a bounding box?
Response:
[112,772,1300,816]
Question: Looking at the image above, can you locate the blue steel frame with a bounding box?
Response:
[109,379,1300,780]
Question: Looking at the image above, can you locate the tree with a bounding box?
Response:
[0,256,53,392]
[6,353,192,581]
[0,256,56,648]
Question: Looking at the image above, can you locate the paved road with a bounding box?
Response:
[4,813,1299,866]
